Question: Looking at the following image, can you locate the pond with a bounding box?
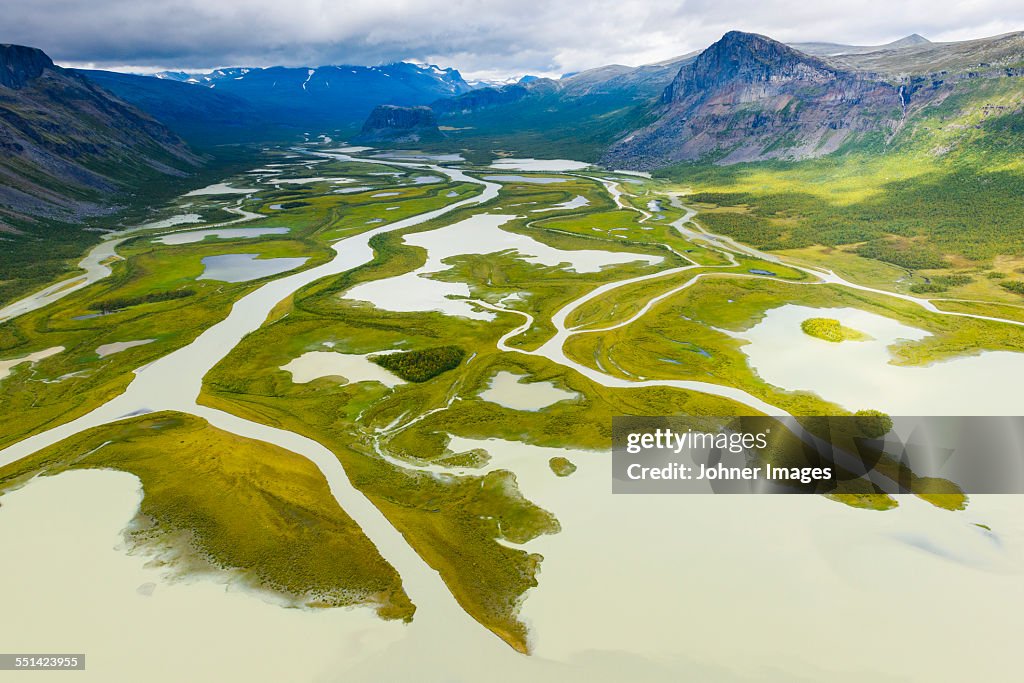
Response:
[477,371,578,411]
[95,339,155,358]
[280,351,403,387]
[532,195,589,213]
[197,254,308,283]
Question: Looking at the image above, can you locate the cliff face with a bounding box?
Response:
[603,31,904,168]
[0,44,53,89]
[355,104,442,142]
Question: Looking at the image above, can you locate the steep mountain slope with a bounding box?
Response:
[791,34,931,57]
[77,69,266,145]
[0,44,201,303]
[602,32,905,168]
[0,44,199,224]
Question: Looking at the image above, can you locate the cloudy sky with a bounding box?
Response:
[6,0,1024,80]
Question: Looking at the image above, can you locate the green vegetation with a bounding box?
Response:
[371,345,466,382]
[1000,280,1024,295]
[88,288,196,312]
[915,478,968,511]
[853,410,893,439]
[549,456,577,477]
[909,283,952,294]
[0,146,264,307]
[664,78,1024,276]
[800,317,870,342]
[825,493,898,511]
[0,412,414,619]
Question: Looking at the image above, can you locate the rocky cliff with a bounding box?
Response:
[0,44,53,89]
[355,104,442,143]
[603,31,904,168]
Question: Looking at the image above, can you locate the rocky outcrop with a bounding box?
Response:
[0,44,53,89]
[603,31,903,168]
[355,105,442,143]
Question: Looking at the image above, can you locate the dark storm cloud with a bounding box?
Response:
[5,0,1024,78]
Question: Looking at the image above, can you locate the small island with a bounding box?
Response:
[549,456,577,477]
[800,317,870,343]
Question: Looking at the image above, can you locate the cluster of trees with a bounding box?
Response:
[856,239,947,270]
[371,345,465,382]
[88,288,195,313]
[1000,280,1024,295]
[909,274,975,294]
[679,164,1024,269]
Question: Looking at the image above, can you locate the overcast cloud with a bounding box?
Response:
[5,0,1024,79]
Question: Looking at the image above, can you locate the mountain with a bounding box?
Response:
[821,30,1024,77]
[354,104,442,143]
[145,62,473,132]
[0,43,204,304]
[0,44,199,225]
[77,69,266,145]
[429,53,698,159]
[791,34,931,56]
[602,31,905,168]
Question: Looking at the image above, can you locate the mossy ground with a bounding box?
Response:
[800,317,870,342]
[0,411,415,619]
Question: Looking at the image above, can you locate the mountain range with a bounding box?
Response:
[81,62,473,141]
[4,28,1024,224]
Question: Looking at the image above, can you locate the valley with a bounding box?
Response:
[2,141,1024,680]
[3,19,1024,682]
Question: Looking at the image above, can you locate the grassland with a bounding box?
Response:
[800,317,870,342]
[0,411,414,618]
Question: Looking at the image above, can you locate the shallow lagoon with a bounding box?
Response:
[344,213,661,320]
[478,371,578,410]
[281,351,403,387]
[0,471,404,683]
[198,254,308,283]
[737,305,1024,415]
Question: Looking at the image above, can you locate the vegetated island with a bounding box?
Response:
[548,456,577,477]
[370,345,465,382]
[800,317,870,343]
